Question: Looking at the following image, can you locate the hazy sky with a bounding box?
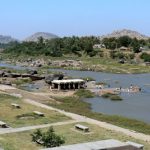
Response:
[0,0,150,39]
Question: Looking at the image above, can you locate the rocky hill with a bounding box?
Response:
[0,35,17,44]
[24,32,59,42]
[100,29,149,40]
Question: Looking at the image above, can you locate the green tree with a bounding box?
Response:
[31,127,65,148]
[140,52,150,62]
[118,36,132,47]
[131,38,140,53]
[31,129,42,142]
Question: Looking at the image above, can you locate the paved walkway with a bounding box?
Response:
[24,99,150,142]
[0,86,150,142]
[0,120,77,135]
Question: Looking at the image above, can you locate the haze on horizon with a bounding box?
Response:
[0,0,150,40]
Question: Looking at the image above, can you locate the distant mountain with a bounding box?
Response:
[100,29,149,40]
[24,32,59,42]
[0,35,17,44]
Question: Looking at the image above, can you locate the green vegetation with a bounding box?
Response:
[74,89,95,98]
[12,78,32,86]
[140,52,150,62]
[1,35,150,74]
[47,96,150,135]
[110,95,122,101]
[3,36,150,57]
[31,127,65,148]
[0,42,18,49]
[81,76,95,81]
[0,122,150,150]
[101,93,123,101]
[81,57,150,74]
[16,112,42,119]
[0,94,70,127]
[102,36,144,52]
[4,36,99,57]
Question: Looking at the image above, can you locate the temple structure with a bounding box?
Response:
[50,79,85,90]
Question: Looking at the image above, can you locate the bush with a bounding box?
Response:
[16,113,40,119]
[140,52,150,62]
[110,95,122,101]
[12,78,32,86]
[102,93,122,101]
[115,52,125,59]
[75,89,95,98]
[128,53,135,59]
[101,93,110,98]
[31,127,65,148]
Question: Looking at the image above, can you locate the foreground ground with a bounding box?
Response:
[0,94,70,128]
[0,122,150,150]
[0,85,150,150]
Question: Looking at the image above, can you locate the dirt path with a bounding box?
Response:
[0,84,54,102]
[0,120,77,135]
[24,99,150,142]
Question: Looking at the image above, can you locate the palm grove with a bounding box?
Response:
[3,36,150,61]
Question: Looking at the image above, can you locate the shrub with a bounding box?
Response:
[140,52,150,62]
[102,93,122,101]
[12,78,32,86]
[110,95,122,101]
[75,89,95,98]
[31,127,65,148]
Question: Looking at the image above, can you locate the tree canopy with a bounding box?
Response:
[31,127,65,148]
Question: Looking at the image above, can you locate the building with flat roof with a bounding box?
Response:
[41,139,143,150]
[50,79,85,90]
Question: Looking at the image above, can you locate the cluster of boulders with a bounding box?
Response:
[0,69,65,86]
[0,69,38,78]
[49,60,82,68]
[16,59,83,68]
[0,69,40,86]
[17,58,46,67]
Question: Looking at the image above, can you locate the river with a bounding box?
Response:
[0,62,150,123]
[49,69,150,124]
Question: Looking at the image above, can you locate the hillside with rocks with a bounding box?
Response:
[100,29,149,40]
[24,32,59,42]
[0,35,17,44]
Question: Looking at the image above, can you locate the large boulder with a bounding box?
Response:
[45,74,64,84]
[27,70,38,75]
[3,72,11,77]
[45,75,55,84]
[0,70,4,77]
[9,73,21,78]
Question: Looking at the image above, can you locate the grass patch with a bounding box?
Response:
[0,94,70,128]
[16,113,41,120]
[47,96,150,135]
[74,89,95,98]
[102,93,123,101]
[0,123,150,150]
[12,78,32,86]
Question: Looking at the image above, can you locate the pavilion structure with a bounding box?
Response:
[50,79,85,90]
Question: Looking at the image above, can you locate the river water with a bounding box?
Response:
[49,69,150,124]
[1,62,150,123]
